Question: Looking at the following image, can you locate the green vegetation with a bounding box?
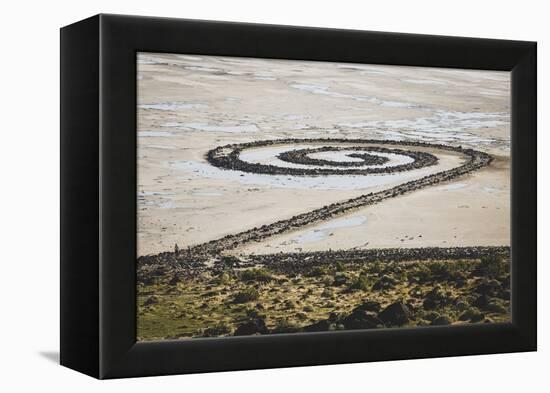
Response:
[477,254,509,278]
[348,274,371,291]
[307,266,331,277]
[137,254,511,340]
[202,322,233,337]
[233,288,260,303]
[239,268,273,283]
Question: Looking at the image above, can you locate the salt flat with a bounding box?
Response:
[137,53,510,257]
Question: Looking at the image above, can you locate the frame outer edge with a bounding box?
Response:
[511,42,537,349]
[99,14,141,378]
[91,14,537,379]
[60,14,101,378]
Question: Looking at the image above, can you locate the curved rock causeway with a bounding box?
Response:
[139,138,493,265]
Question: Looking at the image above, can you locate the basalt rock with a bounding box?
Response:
[143,296,159,306]
[378,302,411,326]
[341,308,384,330]
[431,316,452,326]
[372,276,398,291]
[473,279,502,298]
[472,294,490,309]
[303,319,340,332]
[234,318,269,336]
[353,300,382,314]
[459,308,484,322]
[423,286,450,310]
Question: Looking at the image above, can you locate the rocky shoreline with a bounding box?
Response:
[238,246,511,275]
[138,245,509,281]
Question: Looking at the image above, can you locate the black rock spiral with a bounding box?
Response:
[138,138,494,268]
[206,138,438,176]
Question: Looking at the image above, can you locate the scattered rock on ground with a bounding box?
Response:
[431,316,452,326]
[341,306,384,330]
[143,296,159,306]
[234,318,269,336]
[378,302,411,326]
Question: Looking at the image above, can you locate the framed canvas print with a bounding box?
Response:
[60,14,537,379]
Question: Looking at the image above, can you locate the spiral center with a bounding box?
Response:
[206,138,439,176]
[278,146,392,168]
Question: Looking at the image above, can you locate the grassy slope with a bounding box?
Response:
[137,254,510,340]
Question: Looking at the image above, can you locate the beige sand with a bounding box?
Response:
[137,53,510,257]
[235,156,510,255]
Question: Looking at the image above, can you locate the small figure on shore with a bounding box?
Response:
[174,243,180,254]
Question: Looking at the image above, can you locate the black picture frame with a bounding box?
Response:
[60,14,537,379]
